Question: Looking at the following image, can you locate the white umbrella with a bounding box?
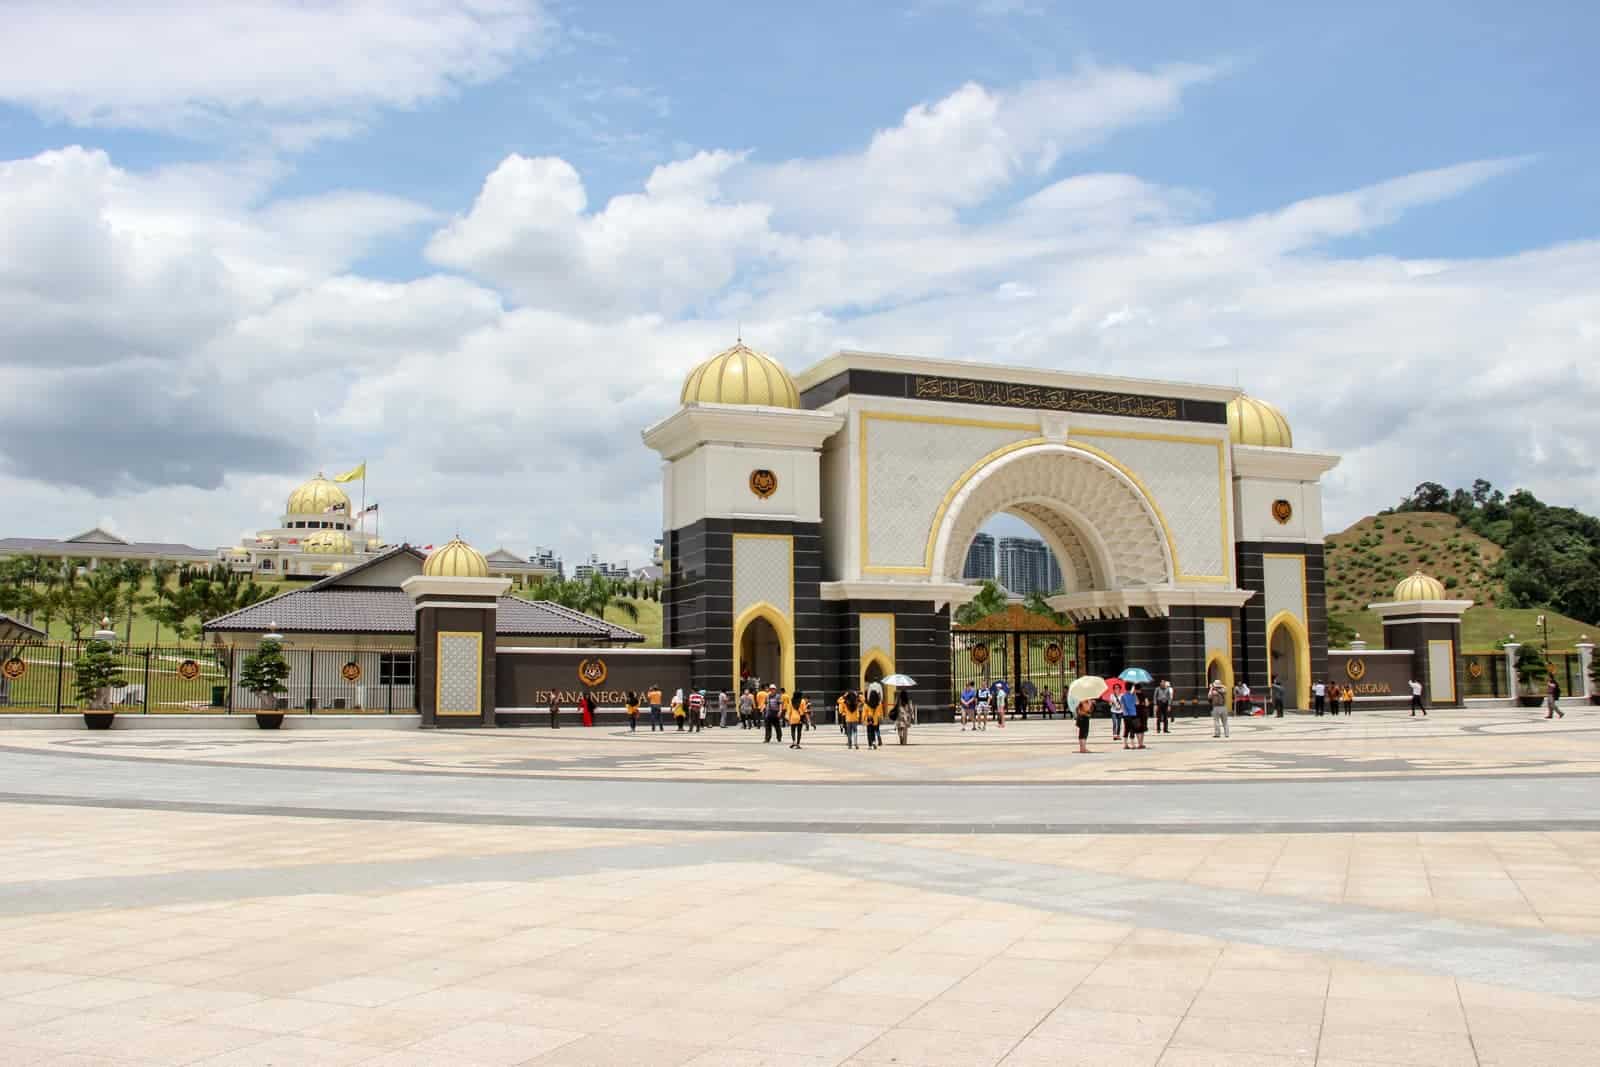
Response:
[881,673,917,687]
[1066,675,1108,711]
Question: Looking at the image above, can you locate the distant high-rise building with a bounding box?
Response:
[996,536,1063,597]
[573,553,630,582]
[529,547,564,579]
[963,532,995,581]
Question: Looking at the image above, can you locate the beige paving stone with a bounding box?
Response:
[898,999,1051,1036]
[851,1025,1018,1066]
[1156,1050,1314,1066]
[1316,1023,1479,1065]
[522,1032,710,1065]
[1033,1006,1181,1047]
[732,1018,888,1060]
[187,1033,390,1065]
[11,976,180,1010]
[1168,1016,1321,1058]
[398,1019,586,1065]
[191,995,358,1035]
[682,1051,839,1067]
[998,1034,1163,1066]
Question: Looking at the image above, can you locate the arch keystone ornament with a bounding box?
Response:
[748,469,778,499]
[578,657,608,687]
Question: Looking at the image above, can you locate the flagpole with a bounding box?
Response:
[359,459,366,537]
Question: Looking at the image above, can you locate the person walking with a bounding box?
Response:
[1119,686,1139,750]
[579,692,595,728]
[1041,687,1056,720]
[841,690,862,749]
[1546,676,1565,719]
[548,694,561,729]
[672,688,686,730]
[1312,679,1326,716]
[693,689,709,732]
[894,690,916,745]
[1342,683,1355,715]
[647,684,663,731]
[762,685,784,743]
[1408,678,1427,716]
[1074,696,1093,753]
[1110,686,1122,741]
[625,691,640,732]
[788,690,808,748]
[960,683,978,731]
[864,688,884,749]
[1016,685,1030,720]
[1155,679,1174,733]
[1270,678,1285,718]
[1208,679,1230,738]
[737,688,754,729]
[717,690,731,728]
[992,680,1008,728]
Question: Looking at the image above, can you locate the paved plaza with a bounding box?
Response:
[3,708,1600,1065]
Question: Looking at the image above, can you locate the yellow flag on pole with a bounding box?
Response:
[333,462,365,483]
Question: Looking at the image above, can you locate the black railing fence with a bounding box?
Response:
[0,642,413,714]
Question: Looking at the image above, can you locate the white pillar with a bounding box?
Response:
[1503,641,1521,699]
[1578,639,1594,699]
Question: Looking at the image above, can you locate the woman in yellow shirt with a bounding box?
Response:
[787,691,808,748]
[625,691,640,733]
[840,691,862,749]
[863,688,884,750]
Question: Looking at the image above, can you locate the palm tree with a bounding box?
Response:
[115,561,151,645]
[1022,591,1069,626]
[579,574,638,624]
[954,580,1008,625]
[148,561,178,646]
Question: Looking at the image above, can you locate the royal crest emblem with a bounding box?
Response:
[1043,642,1064,666]
[177,659,201,681]
[1346,657,1367,681]
[748,469,779,499]
[1467,660,1484,679]
[970,642,990,666]
[341,661,363,683]
[1,657,25,681]
[578,657,608,687]
[1271,499,1294,525]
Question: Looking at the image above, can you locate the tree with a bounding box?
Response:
[1327,615,1357,648]
[115,561,151,645]
[955,581,1008,625]
[1515,644,1548,692]
[238,640,290,710]
[73,639,125,709]
[1400,481,1450,512]
[148,561,178,645]
[579,573,638,623]
[1021,591,1068,627]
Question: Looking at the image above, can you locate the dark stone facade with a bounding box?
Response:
[1075,606,1242,710]
[1236,541,1329,696]
[831,599,953,715]
[416,600,497,728]
[664,518,823,697]
[1382,617,1466,708]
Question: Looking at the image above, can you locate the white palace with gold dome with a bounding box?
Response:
[218,473,558,584]
[645,343,1347,710]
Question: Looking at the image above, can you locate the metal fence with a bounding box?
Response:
[0,642,413,714]
[1461,651,1587,699]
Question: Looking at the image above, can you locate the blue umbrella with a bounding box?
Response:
[1119,667,1154,685]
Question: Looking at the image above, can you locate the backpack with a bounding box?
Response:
[765,693,781,715]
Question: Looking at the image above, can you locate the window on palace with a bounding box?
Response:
[259,560,274,569]
[379,653,414,687]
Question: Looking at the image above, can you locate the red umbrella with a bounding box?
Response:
[1100,678,1126,700]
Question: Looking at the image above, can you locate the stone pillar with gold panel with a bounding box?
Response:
[642,343,845,701]
[1228,395,1341,710]
[404,538,510,728]
[1368,571,1473,709]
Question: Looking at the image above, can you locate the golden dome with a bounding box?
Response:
[1227,395,1294,448]
[681,342,800,409]
[423,537,489,578]
[1394,571,1447,601]
[286,473,351,517]
[302,529,352,554]
[366,538,383,551]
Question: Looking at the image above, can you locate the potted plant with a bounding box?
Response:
[239,639,291,728]
[74,639,125,729]
[1515,645,1549,708]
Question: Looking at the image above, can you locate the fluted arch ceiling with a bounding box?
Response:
[935,444,1171,590]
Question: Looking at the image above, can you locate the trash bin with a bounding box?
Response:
[210,686,226,708]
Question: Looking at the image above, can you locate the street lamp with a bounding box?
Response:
[1537,614,1549,657]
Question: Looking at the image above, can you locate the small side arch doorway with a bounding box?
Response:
[735,606,793,696]
[1267,612,1311,711]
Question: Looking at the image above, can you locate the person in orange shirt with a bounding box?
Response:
[787,690,808,748]
[863,687,884,749]
[840,691,862,749]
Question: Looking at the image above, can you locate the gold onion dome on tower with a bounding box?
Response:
[1394,571,1447,601]
[423,537,490,578]
[1227,395,1294,448]
[302,529,352,554]
[286,473,351,516]
[681,342,800,409]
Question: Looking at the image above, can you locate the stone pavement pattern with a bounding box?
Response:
[2,707,1599,1064]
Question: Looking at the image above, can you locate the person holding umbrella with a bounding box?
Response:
[1067,676,1105,754]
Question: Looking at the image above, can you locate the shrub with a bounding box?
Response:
[73,640,125,709]
[239,640,291,710]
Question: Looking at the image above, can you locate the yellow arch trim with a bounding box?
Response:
[1265,609,1312,712]
[1204,652,1234,694]
[732,602,795,699]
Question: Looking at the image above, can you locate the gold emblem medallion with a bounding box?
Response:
[1,657,25,681]
[748,469,778,499]
[1346,658,1367,681]
[1271,499,1294,524]
[578,657,608,687]
[1468,661,1484,679]
[341,661,362,682]
[177,659,201,681]
[970,642,990,666]
[1043,642,1064,666]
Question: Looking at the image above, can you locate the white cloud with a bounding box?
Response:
[0,0,549,140]
[3,63,1597,570]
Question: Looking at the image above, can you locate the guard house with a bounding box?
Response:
[644,345,1341,708]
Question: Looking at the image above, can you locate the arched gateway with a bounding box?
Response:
[644,347,1339,714]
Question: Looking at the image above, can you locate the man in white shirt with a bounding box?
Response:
[1408,678,1426,716]
[1233,680,1251,716]
[1312,680,1326,716]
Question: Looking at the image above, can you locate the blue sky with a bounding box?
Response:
[0,0,1596,566]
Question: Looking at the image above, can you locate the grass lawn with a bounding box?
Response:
[1332,605,1595,653]
[24,576,292,645]
[606,599,661,647]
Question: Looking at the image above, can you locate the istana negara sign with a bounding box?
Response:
[913,374,1181,420]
